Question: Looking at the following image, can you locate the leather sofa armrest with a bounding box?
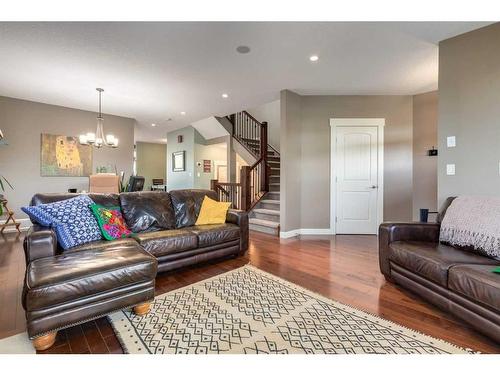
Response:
[23,224,58,264]
[226,209,249,253]
[378,222,440,280]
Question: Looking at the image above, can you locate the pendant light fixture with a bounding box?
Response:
[79,88,118,148]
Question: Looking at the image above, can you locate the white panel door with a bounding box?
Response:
[336,126,379,234]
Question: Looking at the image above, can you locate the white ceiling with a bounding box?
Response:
[0,22,491,143]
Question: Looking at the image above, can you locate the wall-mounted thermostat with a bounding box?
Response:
[446,164,455,175]
[446,136,456,148]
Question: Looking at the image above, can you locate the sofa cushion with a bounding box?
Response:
[169,189,218,228]
[22,195,102,250]
[188,223,240,248]
[30,193,120,207]
[25,242,156,311]
[134,229,198,257]
[195,196,231,225]
[64,237,138,254]
[449,264,500,312]
[119,191,175,233]
[389,241,499,287]
[90,204,132,240]
[29,193,121,225]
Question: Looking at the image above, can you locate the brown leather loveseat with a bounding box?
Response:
[379,197,500,344]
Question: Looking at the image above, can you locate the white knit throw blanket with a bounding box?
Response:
[440,195,500,259]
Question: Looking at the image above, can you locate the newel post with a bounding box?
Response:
[240,166,251,211]
[210,179,218,192]
[260,121,268,192]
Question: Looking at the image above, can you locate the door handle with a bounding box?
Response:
[369,185,378,189]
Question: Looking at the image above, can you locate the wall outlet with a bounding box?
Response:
[446,136,456,148]
[446,164,455,175]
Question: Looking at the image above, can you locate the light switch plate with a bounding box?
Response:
[447,136,456,148]
[446,164,455,175]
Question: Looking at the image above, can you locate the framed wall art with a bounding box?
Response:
[172,151,186,172]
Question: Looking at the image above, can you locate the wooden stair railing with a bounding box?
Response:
[210,180,242,210]
[223,111,270,211]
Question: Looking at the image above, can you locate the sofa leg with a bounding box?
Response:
[133,302,151,316]
[32,331,57,351]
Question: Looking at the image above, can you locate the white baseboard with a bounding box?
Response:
[279,228,334,238]
[1,218,30,233]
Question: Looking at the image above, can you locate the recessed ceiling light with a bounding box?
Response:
[236,45,251,54]
[309,55,319,62]
[180,111,186,115]
[151,123,156,127]
[222,93,229,99]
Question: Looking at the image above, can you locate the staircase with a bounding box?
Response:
[238,138,281,235]
[210,111,280,236]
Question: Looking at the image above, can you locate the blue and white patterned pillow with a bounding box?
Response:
[22,195,103,250]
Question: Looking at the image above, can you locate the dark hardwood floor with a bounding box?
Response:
[1,230,499,354]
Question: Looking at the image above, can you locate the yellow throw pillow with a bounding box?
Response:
[195,196,232,225]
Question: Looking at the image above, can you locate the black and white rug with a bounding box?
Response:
[108,265,471,354]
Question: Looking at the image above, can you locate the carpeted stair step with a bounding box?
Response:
[253,208,280,222]
[269,182,280,192]
[260,199,280,210]
[249,218,280,235]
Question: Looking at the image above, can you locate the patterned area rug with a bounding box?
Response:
[108,265,471,354]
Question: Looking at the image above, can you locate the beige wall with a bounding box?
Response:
[438,23,500,204]
[136,141,167,190]
[280,90,414,231]
[412,91,438,220]
[0,96,135,217]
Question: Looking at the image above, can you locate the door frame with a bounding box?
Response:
[330,118,385,235]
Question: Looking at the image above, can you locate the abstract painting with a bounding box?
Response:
[40,133,92,177]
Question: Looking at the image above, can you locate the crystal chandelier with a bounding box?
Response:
[79,88,118,148]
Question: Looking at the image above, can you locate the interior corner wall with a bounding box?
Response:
[280,90,302,232]
[247,99,281,151]
[0,96,135,217]
[280,91,414,232]
[438,23,500,205]
[412,91,438,220]
[136,141,167,190]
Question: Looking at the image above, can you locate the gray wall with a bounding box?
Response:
[438,23,500,204]
[136,141,167,190]
[280,90,302,232]
[280,90,414,231]
[194,142,227,189]
[413,91,438,220]
[166,126,227,190]
[166,126,196,190]
[0,96,134,217]
[247,99,280,151]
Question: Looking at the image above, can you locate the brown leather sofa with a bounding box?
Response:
[379,197,500,343]
[25,189,248,272]
[22,189,248,350]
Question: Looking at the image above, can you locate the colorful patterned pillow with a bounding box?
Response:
[90,204,132,240]
[22,195,102,250]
